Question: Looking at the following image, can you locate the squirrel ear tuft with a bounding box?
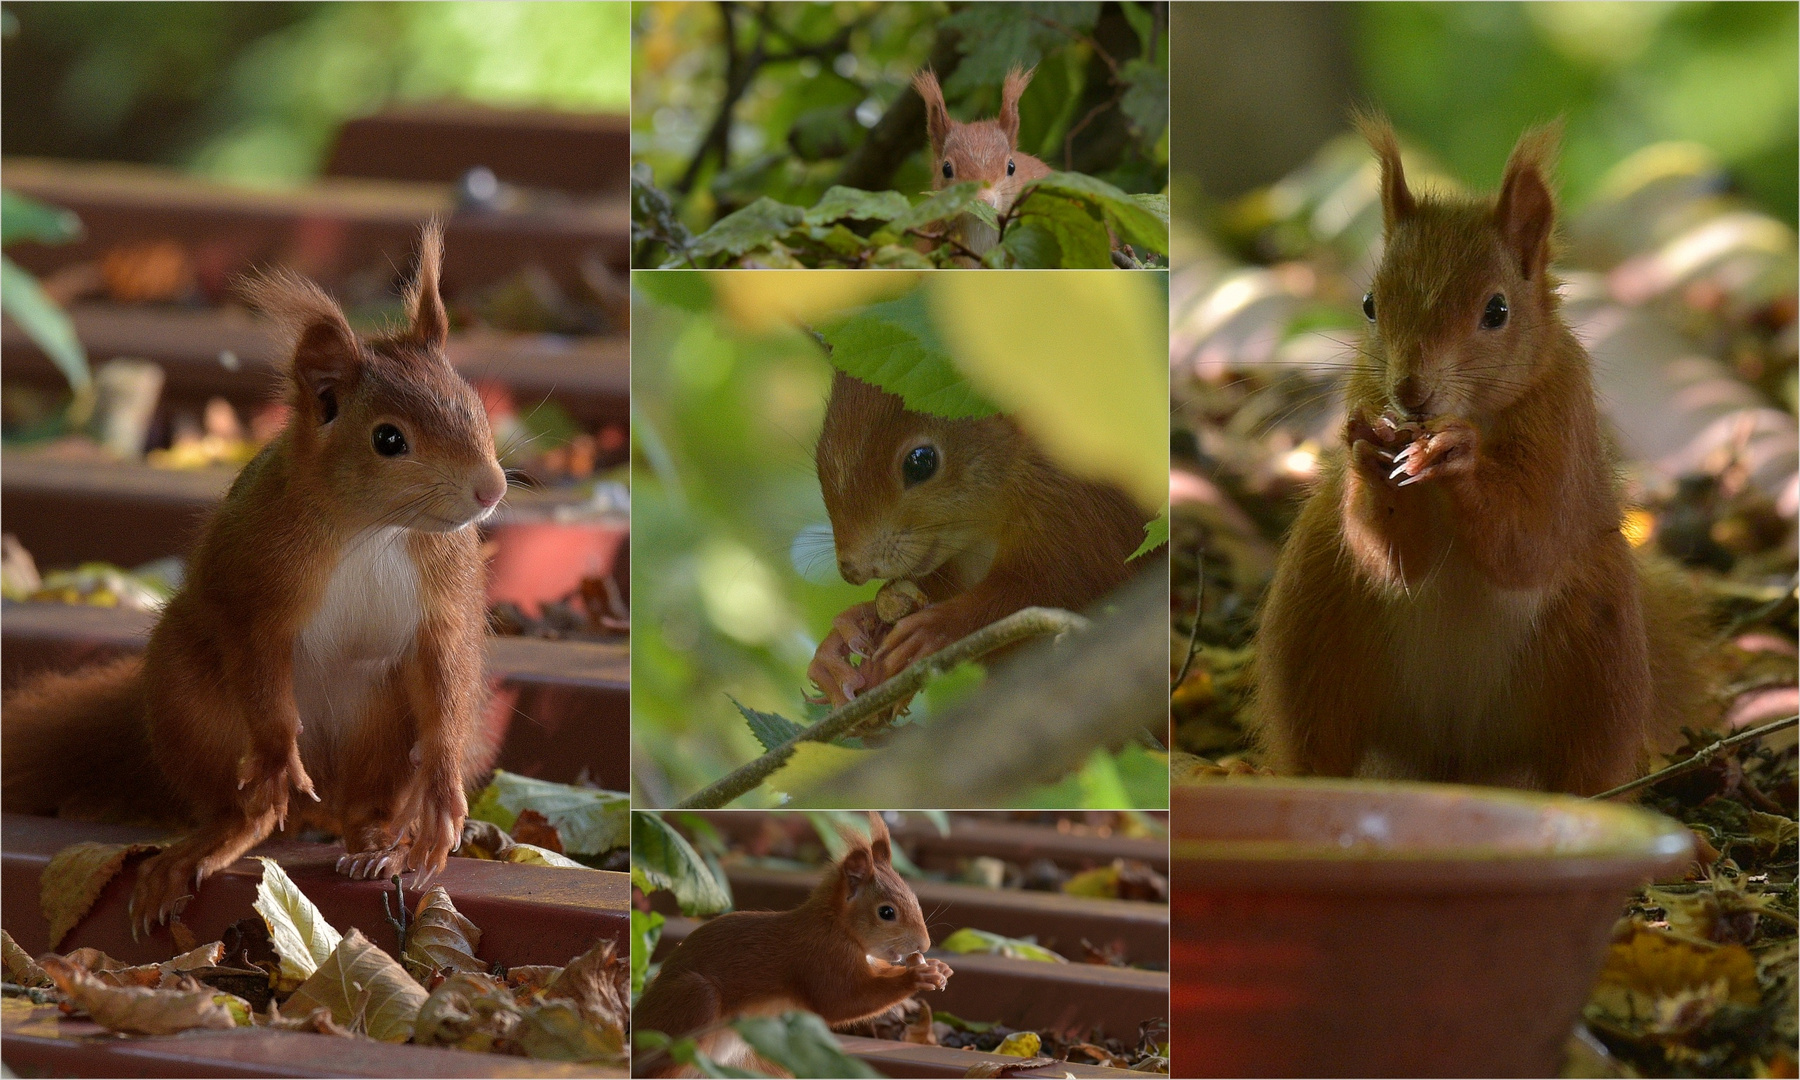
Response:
[401,219,448,349]
[914,69,951,158]
[239,269,360,415]
[1496,121,1561,281]
[867,811,892,866]
[999,66,1034,148]
[1352,109,1414,229]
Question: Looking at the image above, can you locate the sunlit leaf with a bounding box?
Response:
[2,256,89,392]
[732,1011,883,1078]
[253,857,342,991]
[817,291,1000,419]
[40,841,161,951]
[468,770,628,857]
[732,695,805,753]
[631,812,732,916]
[285,928,428,1043]
[402,885,483,979]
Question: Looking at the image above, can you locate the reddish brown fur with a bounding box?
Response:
[807,371,1154,704]
[1252,116,1710,795]
[2,223,508,936]
[913,66,1052,256]
[633,814,950,1077]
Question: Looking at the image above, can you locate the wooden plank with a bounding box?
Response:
[326,105,631,196]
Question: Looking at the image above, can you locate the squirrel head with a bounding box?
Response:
[1355,112,1564,424]
[816,370,1016,586]
[915,66,1035,211]
[829,813,931,963]
[243,222,507,533]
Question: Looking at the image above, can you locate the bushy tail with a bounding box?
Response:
[1641,557,1722,758]
[2,656,183,825]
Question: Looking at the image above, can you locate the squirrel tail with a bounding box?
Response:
[2,656,182,824]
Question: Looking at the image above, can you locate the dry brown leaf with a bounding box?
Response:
[39,954,247,1035]
[517,998,625,1062]
[284,928,427,1043]
[964,1057,1057,1078]
[403,886,485,979]
[511,809,565,854]
[504,965,563,994]
[1,930,51,987]
[1590,925,1761,1025]
[459,819,517,861]
[40,842,160,950]
[62,947,132,972]
[413,971,523,1053]
[544,937,629,1046]
[261,1000,359,1037]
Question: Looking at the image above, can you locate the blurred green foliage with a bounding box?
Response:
[632,1,1169,237]
[2,1,630,184]
[1356,2,1797,227]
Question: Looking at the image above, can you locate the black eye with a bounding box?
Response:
[902,445,938,487]
[1362,292,1376,322]
[372,423,408,457]
[1006,159,1015,177]
[1481,293,1509,329]
[941,160,953,179]
[878,904,896,921]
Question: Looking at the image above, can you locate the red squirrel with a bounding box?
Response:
[632,813,950,1076]
[1252,116,1709,795]
[2,223,507,935]
[915,66,1052,257]
[807,370,1155,706]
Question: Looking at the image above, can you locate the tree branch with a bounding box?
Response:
[835,25,964,192]
[674,607,1093,809]
[1592,714,1799,801]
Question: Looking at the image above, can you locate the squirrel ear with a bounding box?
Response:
[913,69,950,158]
[1353,109,1414,229]
[867,812,892,866]
[240,270,360,421]
[840,845,873,899]
[1495,122,1561,281]
[999,66,1034,148]
[401,220,448,349]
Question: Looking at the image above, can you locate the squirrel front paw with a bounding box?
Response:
[403,778,467,885]
[808,602,888,706]
[906,954,952,992]
[237,740,317,828]
[1387,419,1477,487]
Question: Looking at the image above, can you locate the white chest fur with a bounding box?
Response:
[1369,550,1547,774]
[293,527,422,738]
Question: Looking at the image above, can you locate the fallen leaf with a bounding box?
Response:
[403,886,484,980]
[285,928,427,1043]
[413,971,522,1053]
[1589,925,1761,1026]
[938,928,1066,963]
[40,842,160,949]
[459,819,517,860]
[39,954,246,1035]
[964,1056,1057,1077]
[1062,864,1122,898]
[505,843,589,869]
[261,1000,357,1037]
[517,999,625,1062]
[252,857,341,991]
[510,809,565,853]
[995,1031,1042,1058]
[504,965,563,994]
[544,938,629,1051]
[468,770,627,857]
[2,930,51,987]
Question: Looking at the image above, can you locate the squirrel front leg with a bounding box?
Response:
[395,618,481,881]
[804,955,950,1025]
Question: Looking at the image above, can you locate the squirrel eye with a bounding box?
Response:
[878,904,897,921]
[941,160,953,180]
[1362,292,1376,322]
[901,445,938,487]
[1006,159,1016,177]
[372,423,409,457]
[1481,293,1509,330]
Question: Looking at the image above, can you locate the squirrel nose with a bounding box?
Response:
[474,467,506,509]
[839,559,869,585]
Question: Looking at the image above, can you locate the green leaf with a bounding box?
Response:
[1024,172,1170,255]
[731,1012,883,1078]
[467,770,628,857]
[631,909,663,999]
[1009,191,1112,268]
[1118,59,1169,147]
[731,695,804,753]
[938,928,1067,963]
[683,197,806,264]
[887,182,987,234]
[2,191,82,247]
[252,857,342,992]
[990,220,1062,268]
[816,291,1001,419]
[920,661,987,714]
[803,186,910,228]
[631,812,733,916]
[868,244,934,269]
[1119,0,1155,51]
[1130,509,1169,560]
[2,256,88,391]
[634,270,713,313]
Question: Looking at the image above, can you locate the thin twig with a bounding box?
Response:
[382,875,410,957]
[675,607,1092,809]
[1171,532,1207,695]
[1592,714,1799,801]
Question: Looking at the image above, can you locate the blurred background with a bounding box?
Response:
[1168,6,1796,1076]
[631,1,1169,253]
[631,270,1168,810]
[2,2,635,792]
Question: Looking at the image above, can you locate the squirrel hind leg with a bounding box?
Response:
[634,970,724,1076]
[129,805,279,940]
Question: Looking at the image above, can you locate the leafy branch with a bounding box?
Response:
[674,606,1093,809]
[1592,714,1799,802]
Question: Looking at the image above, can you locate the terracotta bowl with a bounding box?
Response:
[1170,779,1693,1078]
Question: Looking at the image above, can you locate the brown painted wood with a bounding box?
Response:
[835,1036,1145,1079]
[326,105,631,196]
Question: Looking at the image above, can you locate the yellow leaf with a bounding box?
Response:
[285,928,427,1043]
[252,857,342,991]
[40,841,161,950]
[1062,865,1122,899]
[929,274,1166,511]
[715,270,919,333]
[506,843,590,869]
[996,1031,1043,1058]
[1589,926,1760,1024]
[2,930,50,987]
